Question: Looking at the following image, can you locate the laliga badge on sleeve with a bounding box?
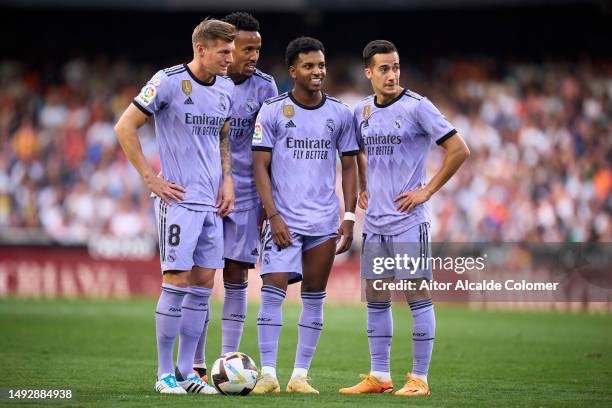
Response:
[138,85,156,106]
[253,123,263,144]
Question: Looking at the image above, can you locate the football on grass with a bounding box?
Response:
[211,352,258,395]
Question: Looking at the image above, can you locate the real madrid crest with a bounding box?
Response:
[168,248,177,262]
[181,80,192,96]
[246,97,258,114]
[283,104,295,119]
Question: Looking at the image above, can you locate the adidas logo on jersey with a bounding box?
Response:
[184,97,194,105]
[285,120,296,128]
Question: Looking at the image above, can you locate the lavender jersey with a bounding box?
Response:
[133,64,234,211]
[252,92,359,236]
[354,89,457,235]
[228,69,278,211]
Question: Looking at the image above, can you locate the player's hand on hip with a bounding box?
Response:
[269,214,292,248]
[358,190,369,210]
[257,206,266,239]
[216,178,235,217]
[335,220,354,255]
[395,185,432,213]
[145,173,186,205]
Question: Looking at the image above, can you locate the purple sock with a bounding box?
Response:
[257,285,286,368]
[176,286,211,379]
[155,283,187,378]
[294,291,326,370]
[367,301,393,373]
[221,281,248,354]
[193,303,210,366]
[409,299,435,376]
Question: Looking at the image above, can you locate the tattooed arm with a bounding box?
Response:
[217,120,234,217]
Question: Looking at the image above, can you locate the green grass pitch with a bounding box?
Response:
[1,298,611,407]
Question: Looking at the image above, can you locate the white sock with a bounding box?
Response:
[193,363,206,369]
[370,371,391,382]
[261,366,277,379]
[291,367,308,379]
[411,373,428,384]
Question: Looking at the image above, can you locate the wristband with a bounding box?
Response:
[269,213,279,220]
[343,212,356,222]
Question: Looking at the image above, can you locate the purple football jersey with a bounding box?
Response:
[228,69,278,211]
[252,92,359,236]
[133,63,234,211]
[354,89,457,235]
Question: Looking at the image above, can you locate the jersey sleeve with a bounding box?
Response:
[337,106,360,156]
[132,70,170,117]
[353,105,365,149]
[416,97,457,145]
[225,82,234,121]
[264,78,279,100]
[251,102,276,152]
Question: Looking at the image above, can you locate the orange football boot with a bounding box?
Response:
[394,374,430,396]
[339,374,393,395]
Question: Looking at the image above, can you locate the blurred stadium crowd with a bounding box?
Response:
[0,57,610,247]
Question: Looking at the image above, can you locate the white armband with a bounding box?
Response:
[343,212,356,222]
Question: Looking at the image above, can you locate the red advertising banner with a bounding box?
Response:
[0,246,363,303]
[2,245,609,310]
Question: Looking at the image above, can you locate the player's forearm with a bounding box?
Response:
[115,123,156,182]
[425,137,470,196]
[341,156,358,213]
[357,148,368,192]
[253,152,278,218]
[220,126,233,179]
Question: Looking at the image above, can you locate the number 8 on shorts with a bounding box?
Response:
[154,197,225,272]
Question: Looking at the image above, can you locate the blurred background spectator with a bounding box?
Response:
[1,57,609,246]
[0,1,610,249]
